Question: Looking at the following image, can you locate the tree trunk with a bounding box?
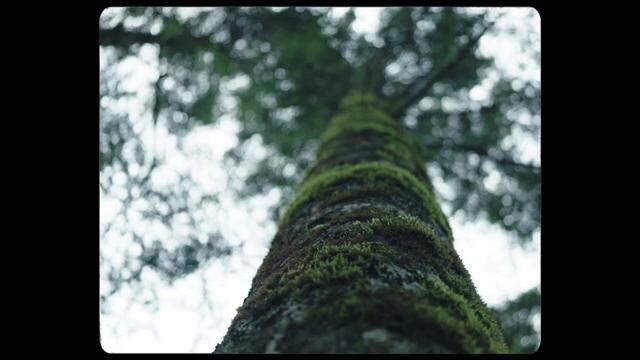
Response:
[214,92,507,353]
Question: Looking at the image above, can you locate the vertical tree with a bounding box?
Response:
[99,7,540,352]
[214,92,507,353]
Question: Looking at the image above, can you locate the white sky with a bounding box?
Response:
[100,7,540,353]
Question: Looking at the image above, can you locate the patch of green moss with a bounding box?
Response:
[272,242,392,304]
[317,96,415,161]
[419,274,507,352]
[319,122,405,154]
[279,162,451,239]
[330,106,400,129]
[302,215,460,294]
[338,91,380,111]
[305,140,421,185]
[318,103,410,145]
[238,225,506,352]
[299,91,435,199]
[368,213,437,237]
[307,223,329,238]
[280,242,386,288]
[267,241,506,353]
[303,209,405,249]
[317,129,415,165]
[242,242,388,318]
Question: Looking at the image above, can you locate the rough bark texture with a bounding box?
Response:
[214,92,507,354]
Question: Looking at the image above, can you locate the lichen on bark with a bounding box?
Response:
[214,91,507,354]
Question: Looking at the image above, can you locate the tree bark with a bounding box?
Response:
[214,92,507,353]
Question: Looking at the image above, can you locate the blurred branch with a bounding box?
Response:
[100,24,156,46]
[391,18,499,118]
[424,141,540,173]
[99,24,213,51]
[152,72,168,126]
[425,106,540,135]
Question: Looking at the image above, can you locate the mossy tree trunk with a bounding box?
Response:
[214,92,507,353]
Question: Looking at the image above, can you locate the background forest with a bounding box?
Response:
[99,7,541,353]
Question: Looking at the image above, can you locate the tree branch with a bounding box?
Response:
[99,24,216,52]
[422,107,540,135]
[424,141,540,173]
[390,18,499,118]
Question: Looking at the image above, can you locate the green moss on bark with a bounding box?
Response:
[337,91,380,110]
[280,161,451,240]
[243,239,506,353]
[230,214,505,352]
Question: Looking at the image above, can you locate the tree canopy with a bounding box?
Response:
[99,7,540,352]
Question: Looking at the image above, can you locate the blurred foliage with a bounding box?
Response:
[493,287,541,353]
[99,7,540,312]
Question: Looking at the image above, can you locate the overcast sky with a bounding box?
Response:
[99,7,540,353]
